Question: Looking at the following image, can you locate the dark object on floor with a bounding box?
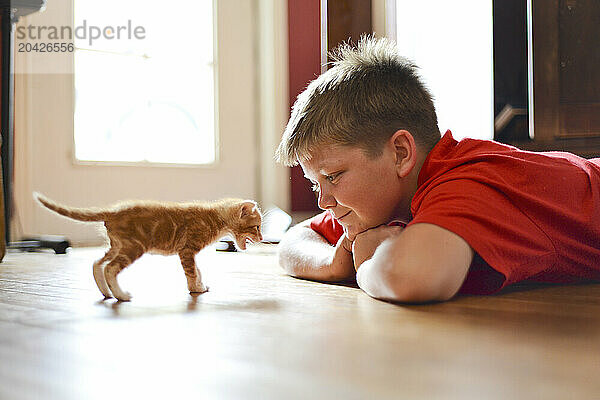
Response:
[0,0,49,261]
[9,235,71,254]
[215,239,237,252]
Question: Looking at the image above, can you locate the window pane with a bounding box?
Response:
[395,0,493,140]
[73,0,215,164]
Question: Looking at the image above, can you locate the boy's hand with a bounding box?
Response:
[338,234,354,254]
[329,234,355,279]
[352,225,404,270]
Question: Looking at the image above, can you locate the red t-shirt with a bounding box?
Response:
[310,131,600,294]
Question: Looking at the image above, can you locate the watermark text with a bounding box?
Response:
[16,20,146,46]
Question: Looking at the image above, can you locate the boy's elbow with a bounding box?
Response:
[380,272,453,304]
[391,278,458,303]
[358,259,460,303]
[276,242,304,277]
[276,224,308,275]
[277,247,349,282]
[394,268,460,302]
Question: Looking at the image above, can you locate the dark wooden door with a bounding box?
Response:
[524,0,600,157]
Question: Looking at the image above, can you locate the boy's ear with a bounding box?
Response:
[390,130,418,178]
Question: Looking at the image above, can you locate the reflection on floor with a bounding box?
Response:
[1,245,599,399]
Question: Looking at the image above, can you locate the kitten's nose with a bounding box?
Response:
[257,232,263,242]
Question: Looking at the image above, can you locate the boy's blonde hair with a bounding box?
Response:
[276,36,441,166]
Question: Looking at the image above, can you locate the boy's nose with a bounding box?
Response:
[318,190,336,210]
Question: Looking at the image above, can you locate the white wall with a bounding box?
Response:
[256,0,291,214]
[13,0,290,245]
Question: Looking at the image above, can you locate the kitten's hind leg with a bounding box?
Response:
[93,248,117,298]
[104,245,143,301]
[179,249,208,294]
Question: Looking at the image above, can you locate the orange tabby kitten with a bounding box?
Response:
[34,193,262,301]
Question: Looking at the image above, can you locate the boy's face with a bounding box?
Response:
[300,143,407,240]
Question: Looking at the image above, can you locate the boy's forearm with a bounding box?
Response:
[355,224,473,303]
[355,247,437,303]
[277,223,355,281]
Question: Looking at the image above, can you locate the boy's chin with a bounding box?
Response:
[344,224,369,241]
[344,219,385,241]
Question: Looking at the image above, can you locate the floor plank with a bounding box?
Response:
[0,246,599,399]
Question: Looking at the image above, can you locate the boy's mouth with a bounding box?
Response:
[336,210,351,221]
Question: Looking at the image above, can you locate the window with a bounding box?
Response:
[394,0,494,140]
[73,0,215,165]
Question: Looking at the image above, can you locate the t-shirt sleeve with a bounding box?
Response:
[408,179,557,294]
[309,211,344,245]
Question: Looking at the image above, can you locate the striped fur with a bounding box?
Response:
[35,193,262,301]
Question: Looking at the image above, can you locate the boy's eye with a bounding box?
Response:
[325,173,340,183]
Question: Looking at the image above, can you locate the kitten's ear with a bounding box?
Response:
[240,200,258,218]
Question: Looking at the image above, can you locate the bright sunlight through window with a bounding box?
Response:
[395,0,493,140]
[74,1,215,165]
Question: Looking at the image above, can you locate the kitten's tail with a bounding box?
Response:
[34,192,110,222]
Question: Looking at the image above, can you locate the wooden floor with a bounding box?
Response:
[1,245,599,400]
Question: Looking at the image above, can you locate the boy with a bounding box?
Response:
[275,37,600,303]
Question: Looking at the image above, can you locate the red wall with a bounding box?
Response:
[287,0,321,213]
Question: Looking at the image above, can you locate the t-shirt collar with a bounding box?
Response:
[416,130,457,187]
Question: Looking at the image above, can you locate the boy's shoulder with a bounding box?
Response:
[418,130,597,189]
